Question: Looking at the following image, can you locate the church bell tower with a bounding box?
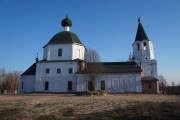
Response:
[132,18,158,79]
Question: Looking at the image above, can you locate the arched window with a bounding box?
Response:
[137,43,140,50]
[143,42,146,50]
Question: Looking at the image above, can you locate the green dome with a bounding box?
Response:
[61,16,72,27]
[44,31,83,47]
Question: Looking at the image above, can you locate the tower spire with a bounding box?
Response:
[135,18,149,42]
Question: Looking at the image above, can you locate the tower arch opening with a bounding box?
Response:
[143,42,147,50]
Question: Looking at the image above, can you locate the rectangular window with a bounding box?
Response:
[58,49,62,57]
[45,81,49,91]
[21,82,24,89]
[101,81,105,90]
[57,68,61,74]
[68,81,72,91]
[137,43,140,50]
[68,68,73,74]
[45,68,50,74]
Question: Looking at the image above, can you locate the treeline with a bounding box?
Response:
[159,74,180,95]
[0,67,21,93]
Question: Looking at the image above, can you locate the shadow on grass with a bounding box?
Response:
[1,102,179,120]
[35,107,75,120]
[0,108,21,120]
[35,102,180,120]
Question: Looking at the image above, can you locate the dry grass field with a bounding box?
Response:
[0,94,179,120]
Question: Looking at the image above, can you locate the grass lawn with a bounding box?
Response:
[0,94,179,120]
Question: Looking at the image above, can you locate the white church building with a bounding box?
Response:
[20,16,159,93]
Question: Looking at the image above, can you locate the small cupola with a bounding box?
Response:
[35,53,39,63]
[61,15,72,31]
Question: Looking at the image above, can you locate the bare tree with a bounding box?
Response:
[85,48,103,91]
[0,67,21,93]
[159,74,167,94]
[171,82,175,94]
[171,82,175,86]
[5,71,20,92]
[0,67,6,90]
[177,83,180,95]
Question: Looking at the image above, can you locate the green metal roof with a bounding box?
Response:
[78,62,142,74]
[38,59,84,63]
[44,31,83,47]
[21,63,36,76]
[102,62,142,73]
[135,18,149,42]
[22,61,141,76]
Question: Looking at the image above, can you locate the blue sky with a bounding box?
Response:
[0,0,180,85]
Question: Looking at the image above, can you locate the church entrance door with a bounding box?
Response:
[45,81,49,91]
[68,81,72,91]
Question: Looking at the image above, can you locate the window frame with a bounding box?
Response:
[57,48,62,57]
[57,68,61,74]
[45,68,50,74]
[68,68,73,74]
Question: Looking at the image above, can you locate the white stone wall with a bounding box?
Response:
[151,59,158,78]
[20,75,35,93]
[149,41,155,60]
[43,44,72,60]
[76,74,88,92]
[77,73,142,93]
[72,44,85,60]
[35,61,78,92]
[43,44,85,61]
[133,40,154,61]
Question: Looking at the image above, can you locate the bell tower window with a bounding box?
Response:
[143,42,147,50]
[137,43,140,50]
